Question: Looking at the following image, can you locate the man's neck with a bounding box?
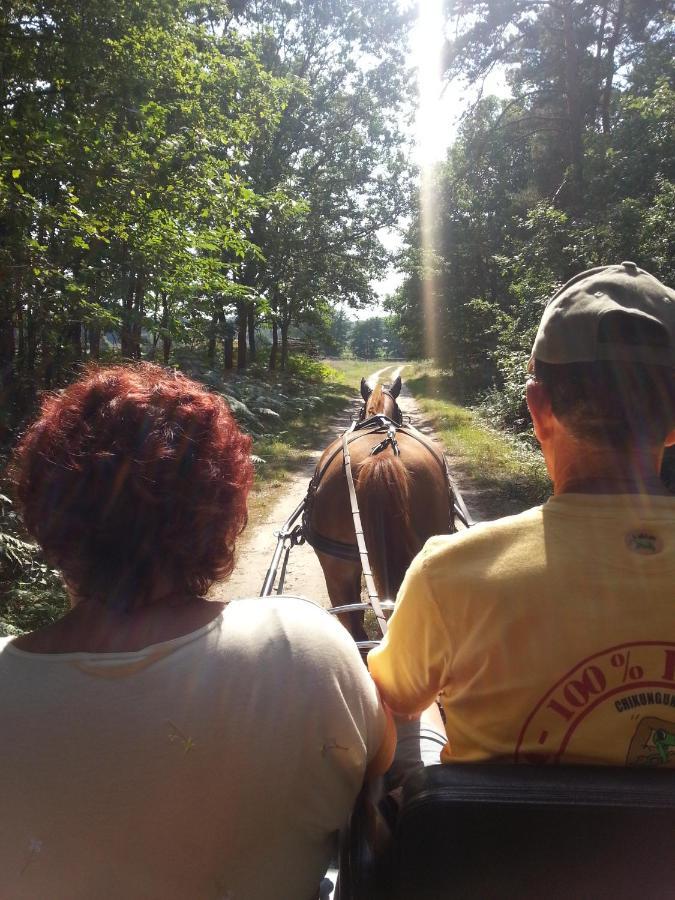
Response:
[550,438,670,496]
[555,475,671,496]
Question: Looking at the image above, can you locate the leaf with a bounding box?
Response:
[11,169,20,179]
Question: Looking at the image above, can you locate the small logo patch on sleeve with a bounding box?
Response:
[625,531,663,555]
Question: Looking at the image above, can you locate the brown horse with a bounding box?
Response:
[304,375,455,642]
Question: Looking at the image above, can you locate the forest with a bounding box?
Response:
[0,0,412,434]
[391,0,674,427]
[2,1,673,436]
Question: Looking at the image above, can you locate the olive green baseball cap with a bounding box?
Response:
[532,262,675,366]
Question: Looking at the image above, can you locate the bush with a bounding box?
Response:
[479,349,533,436]
[285,353,333,382]
[0,492,68,636]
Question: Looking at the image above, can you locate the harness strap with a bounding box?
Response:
[302,416,461,559]
[301,521,361,561]
[342,424,389,636]
[311,416,443,488]
[370,424,400,457]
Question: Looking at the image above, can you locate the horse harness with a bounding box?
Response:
[302,410,461,633]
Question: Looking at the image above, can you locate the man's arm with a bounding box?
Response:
[368,548,451,716]
[365,701,396,777]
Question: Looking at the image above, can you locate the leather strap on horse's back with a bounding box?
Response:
[342,424,389,636]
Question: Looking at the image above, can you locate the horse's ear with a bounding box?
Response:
[360,377,372,401]
[390,375,402,399]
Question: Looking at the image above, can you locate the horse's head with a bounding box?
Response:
[359,375,402,423]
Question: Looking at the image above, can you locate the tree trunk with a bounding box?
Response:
[236,301,247,369]
[89,325,101,359]
[207,306,218,366]
[223,333,233,370]
[162,334,172,365]
[131,272,145,360]
[121,272,135,358]
[0,283,16,419]
[600,0,624,134]
[269,319,278,370]
[562,0,585,209]
[280,316,290,371]
[16,297,24,363]
[25,303,37,375]
[160,294,171,365]
[247,304,256,357]
[68,308,82,361]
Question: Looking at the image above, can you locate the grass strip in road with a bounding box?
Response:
[406,370,551,516]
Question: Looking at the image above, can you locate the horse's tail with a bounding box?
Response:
[356,453,421,602]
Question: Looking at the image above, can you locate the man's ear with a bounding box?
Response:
[526,378,554,444]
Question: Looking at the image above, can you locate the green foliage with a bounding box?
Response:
[406,370,551,515]
[0,492,68,636]
[314,308,353,357]
[349,316,403,359]
[284,354,334,383]
[232,0,413,368]
[392,4,675,425]
[0,0,413,412]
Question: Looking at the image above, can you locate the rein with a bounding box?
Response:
[341,420,389,635]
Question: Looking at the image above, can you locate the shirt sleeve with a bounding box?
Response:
[368,548,451,716]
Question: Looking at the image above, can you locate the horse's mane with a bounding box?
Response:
[365,383,383,417]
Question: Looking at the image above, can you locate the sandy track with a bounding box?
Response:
[209,400,359,606]
[210,365,482,606]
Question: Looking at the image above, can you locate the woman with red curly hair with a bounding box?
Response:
[0,364,393,900]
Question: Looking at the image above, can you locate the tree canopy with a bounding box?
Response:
[0,0,413,431]
[390,0,674,421]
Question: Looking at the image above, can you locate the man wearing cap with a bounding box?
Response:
[369,263,675,768]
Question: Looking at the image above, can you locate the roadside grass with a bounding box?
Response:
[405,365,551,516]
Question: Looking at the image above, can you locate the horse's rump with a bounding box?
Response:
[309,429,450,600]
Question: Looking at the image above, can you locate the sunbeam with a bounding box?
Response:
[414,0,446,362]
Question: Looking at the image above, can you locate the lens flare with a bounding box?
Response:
[414,0,446,362]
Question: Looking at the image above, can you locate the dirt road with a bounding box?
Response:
[210,364,482,606]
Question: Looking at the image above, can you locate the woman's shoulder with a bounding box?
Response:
[224,594,352,641]
[221,595,367,670]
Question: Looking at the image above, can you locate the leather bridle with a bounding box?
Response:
[357,389,403,425]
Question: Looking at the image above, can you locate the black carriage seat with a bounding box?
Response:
[337,763,675,899]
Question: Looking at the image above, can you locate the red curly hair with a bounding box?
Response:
[12,364,253,610]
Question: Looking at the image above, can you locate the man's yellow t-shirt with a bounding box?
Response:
[368,493,675,767]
